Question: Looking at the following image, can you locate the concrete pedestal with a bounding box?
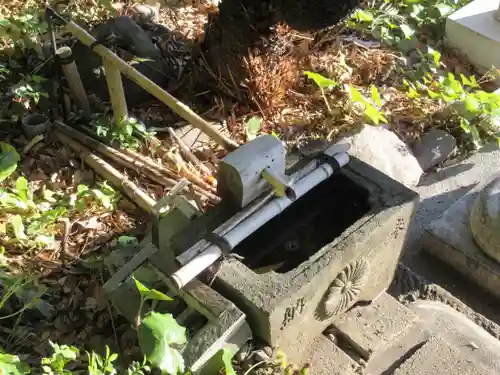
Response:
[445,0,500,79]
[422,181,500,300]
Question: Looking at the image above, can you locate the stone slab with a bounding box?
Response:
[302,335,359,375]
[313,295,500,375]
[410,301,500,370]
[422,181,500,300]
[393,335,490,375]
[445,0,500,81]
[174,122,228,150]
[366,299,500,375]
[408,141,500,254]
[334,293,420,359]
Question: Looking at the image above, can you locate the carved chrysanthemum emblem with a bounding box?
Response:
[322,258,370,317]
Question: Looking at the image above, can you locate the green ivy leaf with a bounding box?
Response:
[221,348,236,375]
[354,10,374,22]
[348,85,366,104]
[370,85,383,107]
[435,3,454,17]
[246,117,262,137]
[365,105,386,125]
[464,96,480,114]
[0,142,20,182]
[138,312,187,375]
[118,236,139,247]
[133,277,172,303]
[400,24,415,39]
[0,353,31,375]
[470,125,482,149]
[304,71,338,90]
[9,215,26,240]
[15,177,30,203]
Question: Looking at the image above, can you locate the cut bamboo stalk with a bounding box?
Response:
[55,121,220,203]
[56,131,156,213]
[167,127,212,177]
[64,20,239,151]
[103,59,128,127]
[56,46,91,119]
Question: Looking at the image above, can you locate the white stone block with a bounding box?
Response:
[445,0,500,79]
[343,125,423,188]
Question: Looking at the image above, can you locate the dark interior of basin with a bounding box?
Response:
[232,172,371,273]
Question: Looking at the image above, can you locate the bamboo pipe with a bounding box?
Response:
[55,121,219,203]
[171,151,350,289]
[56,132,156,213]
[56,46,91,119]
[63,20,239,151]
[103,59,128,126]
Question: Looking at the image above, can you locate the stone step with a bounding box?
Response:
[332,292,420,360]
[393,335,490,375]
[310,289,500,375]
[302,335,360,375]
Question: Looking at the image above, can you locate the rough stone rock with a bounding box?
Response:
[91,16,162,59]
[71,16,171,108]
[131,3,159,23]
[343,125,423,187]
[470,173,500,264]
[412,129,457,171]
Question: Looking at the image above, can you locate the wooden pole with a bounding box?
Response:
[103,59,129,127]
[56,46,91,119]
[64,21,239,151]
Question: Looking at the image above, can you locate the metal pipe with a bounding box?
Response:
[171,151,350,289]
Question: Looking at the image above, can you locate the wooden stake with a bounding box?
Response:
[64,21,239,151]
[56,46,91,119]
[56,131,156,213]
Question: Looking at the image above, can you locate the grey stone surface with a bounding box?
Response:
[302,335,359,375]
[412,129,457,171]
[314,297,500,375]
[174,123,228,150]
[409,300,500,371]
[389,263,500,341]
[470,174,500,264]
[393,335,490,375]
[422,181,500,300]
[343,125,423,187]
[172,157,419,362]
[405,141,500,254]
[334,293,420,359]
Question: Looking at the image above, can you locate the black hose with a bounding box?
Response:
[45,7,68,123]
